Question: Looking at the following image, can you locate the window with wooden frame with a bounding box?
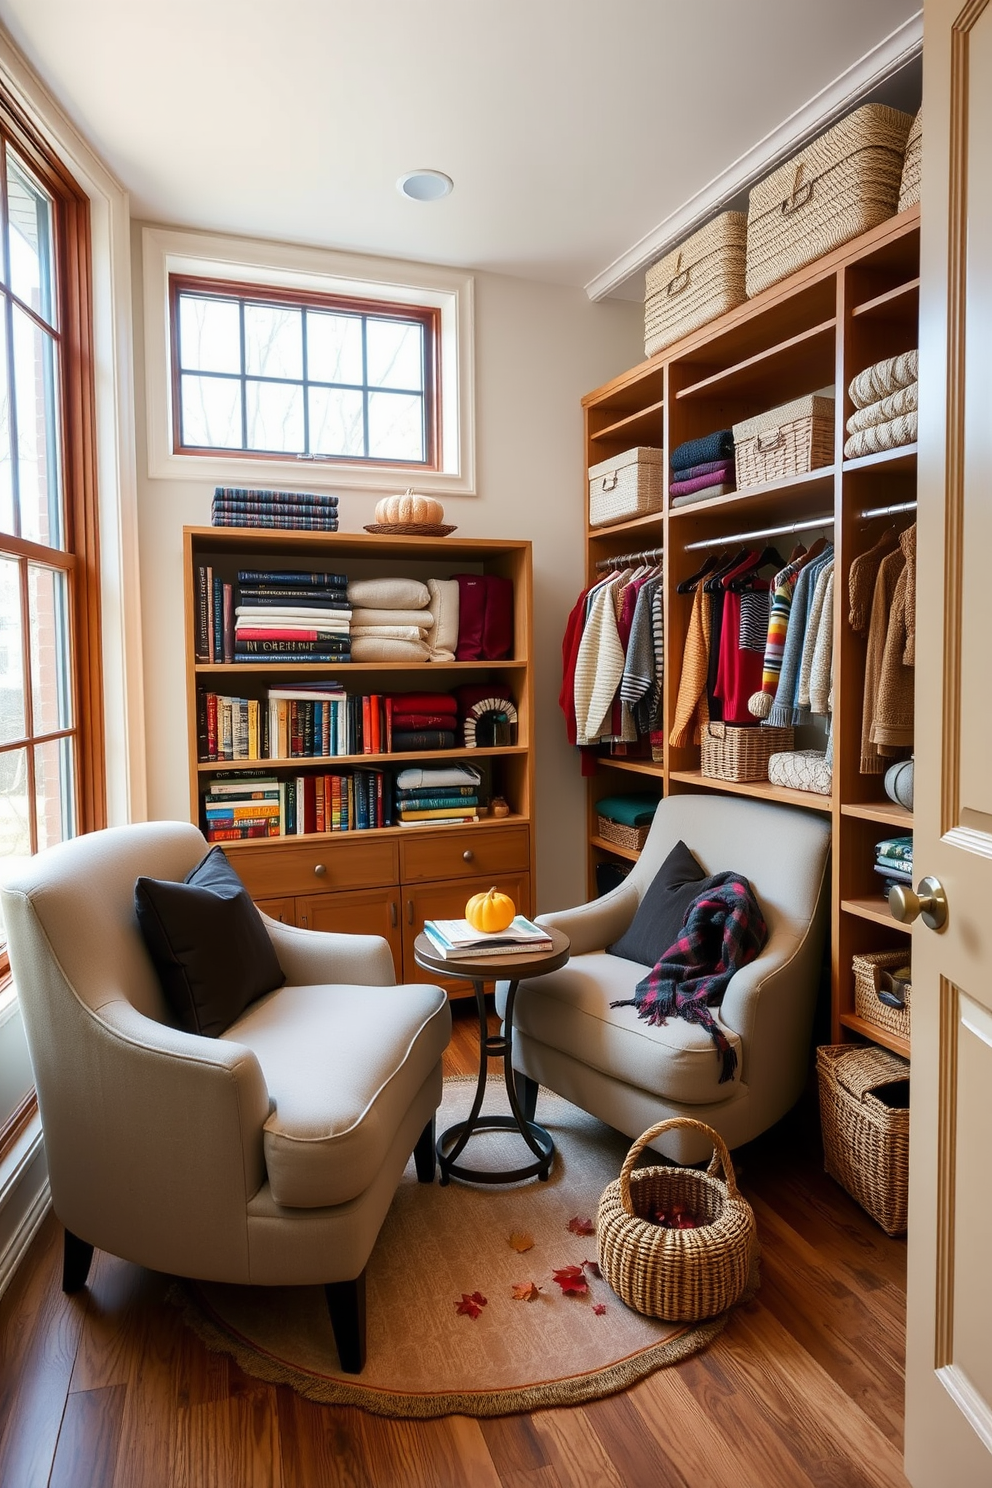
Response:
[169,275,441,469]
[0,90,104,1002]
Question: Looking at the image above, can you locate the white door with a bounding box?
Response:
[906,2,992,1482]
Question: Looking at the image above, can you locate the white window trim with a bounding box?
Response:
[142,225,476,495]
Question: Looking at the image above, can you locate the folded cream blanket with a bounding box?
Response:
[350,625,427,640]
[849,349,918,409]
[844,410,918,461]
[349,635,432,663]
[427,578,459,662]
[348,608,433,629]
[846,380,918,436]
[346,577,431,609]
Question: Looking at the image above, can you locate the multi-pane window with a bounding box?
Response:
[170,277,440,467]
[0,102,102,980]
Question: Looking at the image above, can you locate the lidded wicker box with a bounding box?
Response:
[745,104,914,298]
[644,212,747,359]
[700,723,794,782]
[597,1118,756,1321]
[733,394,834,488]
[588,447,664,528]
[853,948,911,1042]
[817,1043,909,1235]
[898,106,922,212]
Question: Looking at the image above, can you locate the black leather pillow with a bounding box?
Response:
[135,846,285,1037]
[608,840,710,967]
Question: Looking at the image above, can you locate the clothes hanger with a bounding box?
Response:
[703,548,755,593]
[676,552,722,594]
[726,544,786,591]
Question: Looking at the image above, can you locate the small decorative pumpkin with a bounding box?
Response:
[465,886,516,933]
[374,489,444,526]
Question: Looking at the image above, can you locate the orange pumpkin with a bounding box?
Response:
[465,886,515,933]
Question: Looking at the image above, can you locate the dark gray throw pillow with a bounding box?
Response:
[135,846,285,1037]
[608,839,710,967]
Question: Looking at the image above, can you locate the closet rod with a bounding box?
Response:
[859,499,917,520]
[595,546,663,570]
[683,514,833,551]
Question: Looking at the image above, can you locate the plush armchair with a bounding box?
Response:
[0,821,451,1373]
[499,794,831,1165]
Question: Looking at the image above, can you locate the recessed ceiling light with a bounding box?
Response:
[397,169,453,202]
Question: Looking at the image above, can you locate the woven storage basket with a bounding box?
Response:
[588,447,664,528]
[597,1118,756,1322]
[644,212,747,359]
[746,104,914,298]
[733,395,834,488]
[597,815,650,852]
[853,948,911,1042]
[817,1044,909,1235]
[898,106,922,212]
[700,723,794,782]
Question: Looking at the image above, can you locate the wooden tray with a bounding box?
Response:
[363,523,457,536]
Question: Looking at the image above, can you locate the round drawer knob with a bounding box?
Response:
[314,863,327,877]
[462,849,474,863]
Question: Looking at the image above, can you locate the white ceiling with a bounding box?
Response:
[0,0,922,298]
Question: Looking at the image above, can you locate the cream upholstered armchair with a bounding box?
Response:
[498,794,831,1165]
[0,821,451,1373]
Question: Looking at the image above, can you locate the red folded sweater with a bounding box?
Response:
[389,692,457,715]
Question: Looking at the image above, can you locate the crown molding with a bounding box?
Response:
[585,9,923,302]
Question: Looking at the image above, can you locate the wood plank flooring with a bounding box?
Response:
[0,1002,910,1487]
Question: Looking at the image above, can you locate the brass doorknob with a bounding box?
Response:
[888,875,948,931]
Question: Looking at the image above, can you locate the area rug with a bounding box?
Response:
[174,1080,752,1417]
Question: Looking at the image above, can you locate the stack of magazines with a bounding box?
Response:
[211,487,339,531]
[423,915,552,961]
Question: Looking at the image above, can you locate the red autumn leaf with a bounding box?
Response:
[567,1215,595,1236]
[593,1302,607,1316]
[583,1259,601,1278]
[455,1290,488,1319]
[552,1265,589,1296]
[511,1280,542,1302]
[508,1231,535,1253]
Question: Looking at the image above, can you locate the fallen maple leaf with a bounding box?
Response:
[508,1231,535,1253]
[567,1215,596,1236]
[511,1281,542,1302]
[593,1302,607,1316]
[552,1265,589,1296]
[583,1259,602,1278]
[455,1291,488,1319]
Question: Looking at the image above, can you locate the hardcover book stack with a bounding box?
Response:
[211,488,339,531]
[234,568,351,663]
[394,763,482,826]
[202,775,282,842]
[422,915,552,961]
[874,834,913,897]
[202,768,392,840]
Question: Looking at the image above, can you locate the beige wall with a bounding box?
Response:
[130,223,642,911]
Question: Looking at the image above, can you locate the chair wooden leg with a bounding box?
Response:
[514,1071,539,1122]
[62,1228,94,1293]
[414,1116,436,1182]
[325,1270,367,1374]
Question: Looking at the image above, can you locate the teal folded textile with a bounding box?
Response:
[670,430,734,473]
[595,793,661,827]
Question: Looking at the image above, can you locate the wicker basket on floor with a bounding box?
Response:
[597,1117,756,1322]
[700,722,794,782]
[733,395,835,488]
[817,1044,909,1236]
[853,948,911,1042]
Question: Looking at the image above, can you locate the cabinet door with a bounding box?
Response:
[296,886,403,979]
[255,896,297,925]
[401,872,531,999]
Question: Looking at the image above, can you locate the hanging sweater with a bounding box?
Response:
[748,560,801,718]
[797,560,834,716]
[669,582,711,748]
[861,543,907,773]
[808,569,835,717]
[872,524,916,754]
[849,528,900,634]
[575,581,626,744]
[767,547,834,727]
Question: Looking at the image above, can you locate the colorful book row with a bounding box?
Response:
[203,769,392,840]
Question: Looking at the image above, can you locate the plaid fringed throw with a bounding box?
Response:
[611,871,767,1083]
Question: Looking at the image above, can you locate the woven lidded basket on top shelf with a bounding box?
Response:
[816,1043,910,1235]
[745,103,914,298]
[853,947,911,1042]
[898,106,922,212]
[700,722,794,782]
[597,1118,756,1321]
[733,394,835,488]
[588,447,665,528]
[644,212,747,359]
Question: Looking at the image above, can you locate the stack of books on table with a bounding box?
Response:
[422,916,553,961]
[234,568,352,664]
[211,488,339,531]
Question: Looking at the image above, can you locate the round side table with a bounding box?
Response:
[413,928,570,1185]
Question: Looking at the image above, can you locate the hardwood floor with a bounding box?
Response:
[0,1001,910,1487]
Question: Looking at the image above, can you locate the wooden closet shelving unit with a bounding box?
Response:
[581,204,920,1061]
[182,527,535,1000]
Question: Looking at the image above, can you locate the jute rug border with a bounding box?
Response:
[169,1079,756,1418]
